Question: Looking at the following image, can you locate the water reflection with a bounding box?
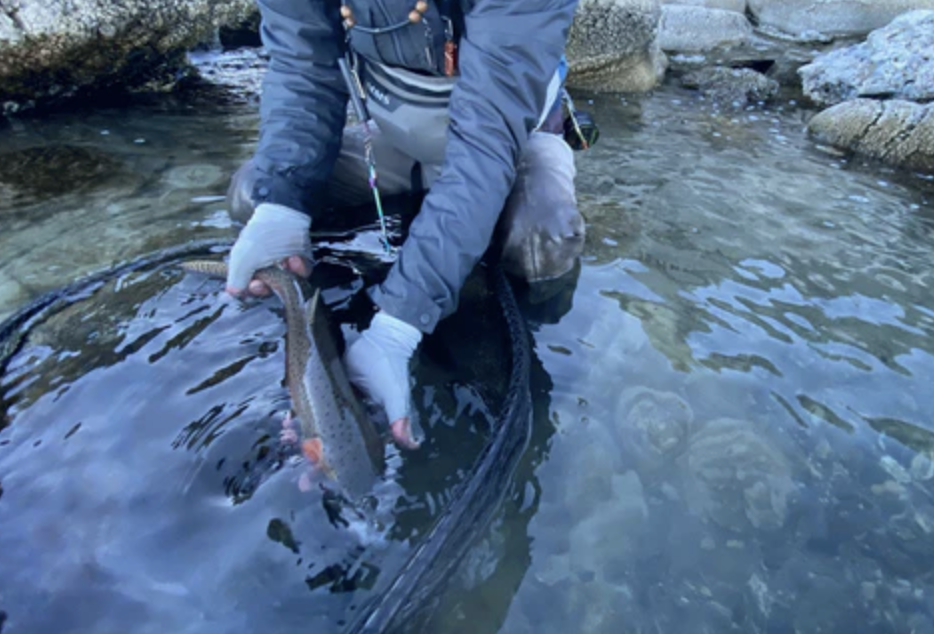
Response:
[0,104,258,322]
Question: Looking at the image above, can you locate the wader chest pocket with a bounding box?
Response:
[346,0,447,76]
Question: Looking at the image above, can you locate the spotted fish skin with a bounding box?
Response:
[180,260,384,501]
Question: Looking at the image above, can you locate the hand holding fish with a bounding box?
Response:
[225,203,313,298]
[181,258,387,500]
[345,311,423,450]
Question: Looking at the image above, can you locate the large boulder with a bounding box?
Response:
[657,5,752,53]
[0,0,255,115]
[798,10,934,107]
[566,0,667,93]
[748,0,934,39]
[807,98,934,173]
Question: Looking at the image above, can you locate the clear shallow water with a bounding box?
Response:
[1,83,934,633]
[0,102,258,322]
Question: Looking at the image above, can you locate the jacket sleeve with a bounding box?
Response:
[251,0,349,217]
[370,0,579,333]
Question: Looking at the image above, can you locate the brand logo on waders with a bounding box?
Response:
[365,81,390,107]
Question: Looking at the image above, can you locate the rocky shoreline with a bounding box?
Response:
[1,0,932,173]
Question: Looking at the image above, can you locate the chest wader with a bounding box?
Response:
[226,59,451,223]
[226,4,588,284]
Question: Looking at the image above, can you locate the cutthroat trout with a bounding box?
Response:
[180,260,385,502]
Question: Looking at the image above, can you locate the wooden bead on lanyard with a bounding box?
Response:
[340,1,428,28]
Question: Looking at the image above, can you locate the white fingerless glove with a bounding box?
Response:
[226,203,312,291]
[345,311,422,425]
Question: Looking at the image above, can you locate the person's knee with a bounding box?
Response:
[499,131,585,283]
[226,159,259,224]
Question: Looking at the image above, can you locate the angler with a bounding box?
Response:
[222,0,596,450]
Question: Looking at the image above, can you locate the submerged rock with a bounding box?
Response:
[748,0,934,39]
[798,10,934,106]
[0,144,129,203]
[0,0,256,115]
[566,0,667,93]
[680,417,796,532]
[681,66,780,105]
[658,5,753,53]
[616,386,693,471]
[807,99,934,173]
[161,163,225,190]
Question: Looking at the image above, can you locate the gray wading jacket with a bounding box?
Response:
[251,0,578,333]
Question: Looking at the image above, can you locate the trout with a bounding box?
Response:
[180,260,385,501]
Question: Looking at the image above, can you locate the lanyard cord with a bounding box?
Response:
[337,51,395,255]
[336,2,460,254]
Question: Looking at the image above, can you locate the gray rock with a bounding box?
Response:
[748,0,934,39]
[658,5,753,53]
[566,471,649,577]
[663,28,826,87]
[798,10,934,107]
[0,0,255,114]
[566,0,667,93]
[681,66,780,105]
[661,0,747,13]
[864,500,934,576]
[807,98,934,173]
